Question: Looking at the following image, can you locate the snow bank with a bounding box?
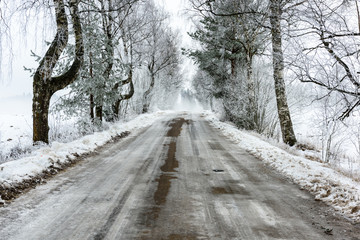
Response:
[205,112,360,222]
[0,111,171,204]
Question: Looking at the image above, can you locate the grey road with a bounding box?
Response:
[0,112,359,240]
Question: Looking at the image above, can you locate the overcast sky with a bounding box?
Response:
[155,0,197,90]
[0,0,196,99]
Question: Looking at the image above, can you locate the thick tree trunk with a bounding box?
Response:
[32,88,51,144]
[270,0,297,146]
[112,79,134,120]
[32,0,83,144]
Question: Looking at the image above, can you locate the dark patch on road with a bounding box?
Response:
[166,118,191,137]
[160,142,178,172]
[211,185,249,195]
[212,187,233,194]
[146,174,177,226]
[208,141,225,150]
[142,118,190,232]
[166,233,198,240]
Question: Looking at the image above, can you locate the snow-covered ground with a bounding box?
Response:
[0,96,33,163]
[1,109,360,222]
[0,111,174,204]
[205,112,360,222]
[0,114,33,162]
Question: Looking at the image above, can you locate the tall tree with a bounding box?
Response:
[188,0,269,131]
[269,0,297,146]
[188,0,297,145]
[141,4,180,113]
[54,0,141,123]
[32,0,83,144]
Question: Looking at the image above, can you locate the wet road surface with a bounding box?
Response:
[0,112,359,239]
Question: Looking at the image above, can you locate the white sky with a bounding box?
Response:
[0,0,197,99]
[155,0,198,90]
[0,4,52,99]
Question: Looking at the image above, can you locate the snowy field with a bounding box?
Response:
[0,96,33,163]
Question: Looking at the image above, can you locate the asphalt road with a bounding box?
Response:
[0,112,359,240]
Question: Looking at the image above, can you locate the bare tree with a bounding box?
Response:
[290,0,360,120]
[60,0,140,123]
[111,0,151,118]
[32,0,84,144]
[90,0,136,122]
[51,0,161,123]
[142,5,180,113]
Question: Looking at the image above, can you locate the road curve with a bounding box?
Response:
[0,112,359,240]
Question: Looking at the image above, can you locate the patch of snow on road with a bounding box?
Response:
[205,112,360,222]
[0,111,172,203]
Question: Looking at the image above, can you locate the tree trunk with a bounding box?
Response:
[246,52,256,130]
[112,100,121,120]
[95,105,103,122]
[32,89,51,143]
[230,58,237,77]
[230,48,240,86]
[269,0,297,146]
[112,79,134,119]
[89,50,95,121]
[112,68,134,120]
[94,0,115,123]
[32,0,83,144]
[142,73,155,113]
[90,94,95,120]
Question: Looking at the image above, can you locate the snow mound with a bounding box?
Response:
[205,112,360,222]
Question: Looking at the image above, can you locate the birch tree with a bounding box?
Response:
[269,0,297,146]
